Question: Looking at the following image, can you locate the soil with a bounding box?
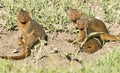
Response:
[0,3,120,70]
[0,21,120,70]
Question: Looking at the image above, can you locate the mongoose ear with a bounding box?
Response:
[78,10,82,15]
[17,10,20,15]
[80,11,82,15]
[27,11,30,15]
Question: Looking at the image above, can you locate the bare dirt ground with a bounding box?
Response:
[0,21,120,70]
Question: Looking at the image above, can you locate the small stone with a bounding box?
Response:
[12,49,18,53]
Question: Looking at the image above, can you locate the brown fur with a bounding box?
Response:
[67,8,120,53]
[76,17,120,41]
[66,8,82,23]
[81,38,102,53]
[0,9,47,60]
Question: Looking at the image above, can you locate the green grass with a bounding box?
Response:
[1,0,81,31]
[0,0,120,73]
[1,0,119,30]
[102,0,120,22]
[81,47,120,73]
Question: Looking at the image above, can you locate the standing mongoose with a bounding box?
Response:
[0,9,47,60]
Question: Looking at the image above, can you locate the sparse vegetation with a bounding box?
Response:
[0,0,120,73]
[81,47,120,73]
[0,47,119,73]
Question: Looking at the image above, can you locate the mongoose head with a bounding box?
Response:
[66,7,82,23]
[76,19,88,30]
[17,9,31,24]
